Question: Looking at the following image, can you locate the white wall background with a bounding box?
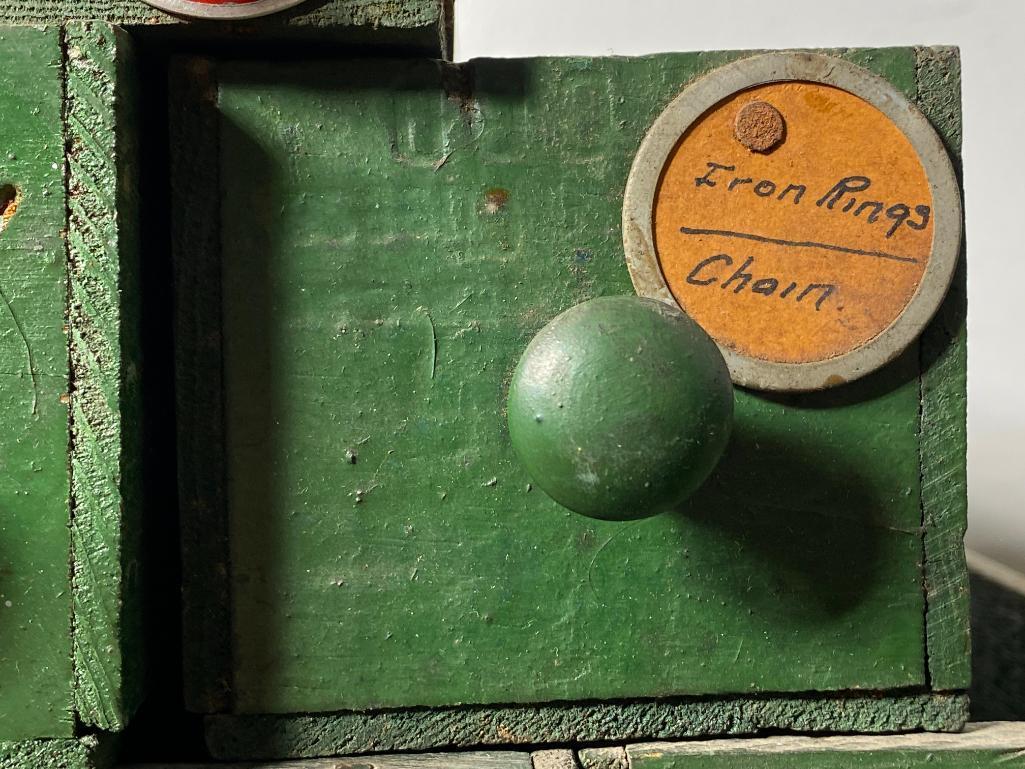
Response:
[455,0,1025,571]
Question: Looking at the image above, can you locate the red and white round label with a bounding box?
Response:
[143,0,308,20]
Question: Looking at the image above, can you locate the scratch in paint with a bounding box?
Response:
[432,110,486,172]
[418,306,437,380]
[733,638,745,663]
[586,525,637,600]
[0,282,38,415]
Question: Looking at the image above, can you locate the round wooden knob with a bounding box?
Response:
[507,296,734,521]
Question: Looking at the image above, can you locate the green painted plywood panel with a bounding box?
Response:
[0,26,73,739]
[205,50,929,716]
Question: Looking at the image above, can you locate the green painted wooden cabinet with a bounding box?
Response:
[0,3,971,767]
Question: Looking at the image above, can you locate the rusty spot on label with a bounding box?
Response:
[734,100,785,152]
[653,81,933,365]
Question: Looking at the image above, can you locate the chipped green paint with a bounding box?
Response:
[172,48,947,726]
[0,25,74,741]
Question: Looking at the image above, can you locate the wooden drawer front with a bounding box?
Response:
[173,52,944,721]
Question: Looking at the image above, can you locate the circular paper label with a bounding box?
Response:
[623,54,961,391]
[655,81,932,365]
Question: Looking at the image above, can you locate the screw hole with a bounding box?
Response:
[0,184,19,234]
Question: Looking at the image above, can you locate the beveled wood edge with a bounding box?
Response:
[65,20,147,731]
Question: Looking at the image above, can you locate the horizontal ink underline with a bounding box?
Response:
[678,226,920,265]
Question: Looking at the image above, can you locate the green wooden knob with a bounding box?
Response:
[508,296,734,521]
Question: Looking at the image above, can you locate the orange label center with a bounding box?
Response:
[653,81,933,364]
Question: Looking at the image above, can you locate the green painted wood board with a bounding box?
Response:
[0,24,74,741]
[168,45,968,732]
[66,22,147,731]
[0,20,147,744]
[627,722,1025,769]
[916,46,970,692]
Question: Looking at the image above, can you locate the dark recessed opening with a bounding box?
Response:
[0,184,18,232]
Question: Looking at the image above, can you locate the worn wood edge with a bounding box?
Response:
[532,749,580,769]
[915,45,970,693]
[66,20,146,732]
[203,692,968,760]
[169,56,234,714]
[0,0,441,36]
[627,721,1025,759]
[0,735,112,769]
[577,747,628,769]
